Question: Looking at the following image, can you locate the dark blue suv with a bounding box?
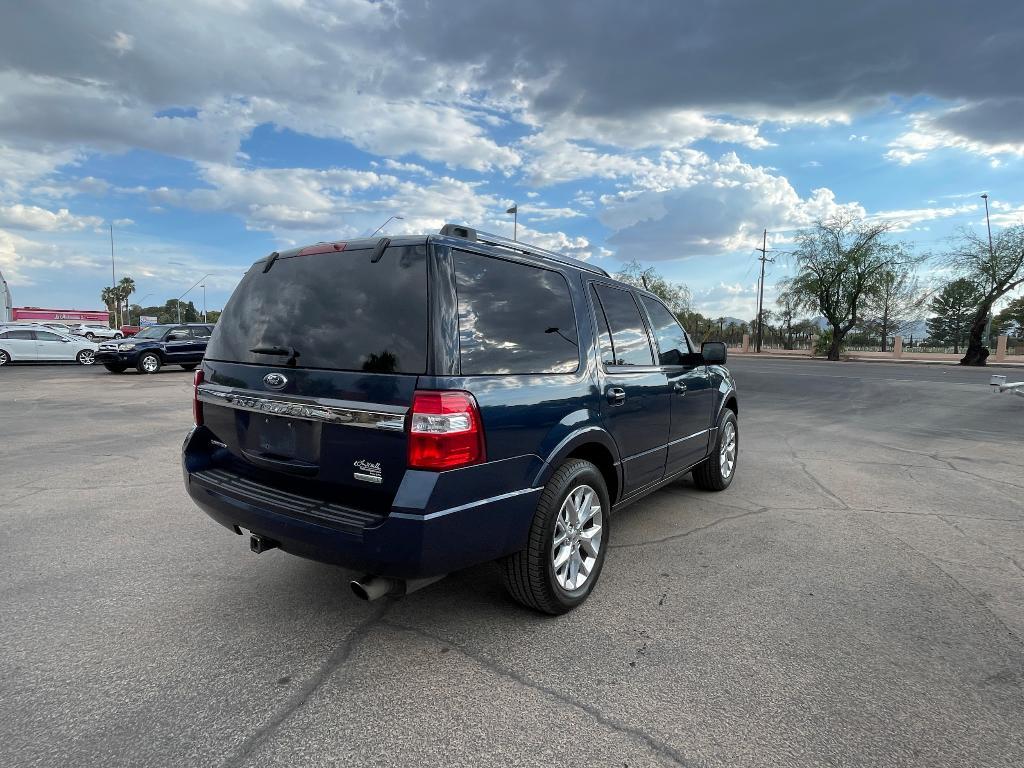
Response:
[96,323,215,374]
[182,225,738,613]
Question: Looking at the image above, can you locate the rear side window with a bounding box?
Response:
[592,284,655,366]
[206,245,428,373]
[639,296,690,365]
[1,330,34,340]
[190,326,212,339]
[454,251,579,375]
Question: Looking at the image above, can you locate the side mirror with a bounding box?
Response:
[701,341,727,365]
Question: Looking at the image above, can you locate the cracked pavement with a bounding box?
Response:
[1,359,1023,767]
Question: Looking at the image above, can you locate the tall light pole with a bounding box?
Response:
[506,203,518,241]
[109,224,119,329]
[201,284,207,322]
[981,194,995,345]
[369,215,403,237]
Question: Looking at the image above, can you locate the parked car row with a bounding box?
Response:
[1,321,215,371]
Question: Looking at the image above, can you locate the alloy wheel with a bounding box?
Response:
[719,420,737,479]
[551,484,603,591]
[142,355,159,373]
[78,350,96,365]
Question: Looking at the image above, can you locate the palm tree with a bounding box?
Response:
[117,276,135,326]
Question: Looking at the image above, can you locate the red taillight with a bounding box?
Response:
[407,390,485,470]
[193,369,204,426]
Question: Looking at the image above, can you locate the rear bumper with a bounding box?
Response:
[182,427,542,579]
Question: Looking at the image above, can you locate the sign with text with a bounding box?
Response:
[139,316,158,326]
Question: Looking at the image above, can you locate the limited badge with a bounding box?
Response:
[353,459,383,484]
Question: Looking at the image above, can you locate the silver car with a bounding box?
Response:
[70,323,124,341]
[0,327,100,366]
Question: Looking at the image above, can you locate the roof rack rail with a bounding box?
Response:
[439,223,609,277]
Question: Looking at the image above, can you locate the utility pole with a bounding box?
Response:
[754,229,774,353]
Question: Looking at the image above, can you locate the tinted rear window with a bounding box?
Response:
[593,284,654,366]
[206,245,427,373]
[454,250,579,375]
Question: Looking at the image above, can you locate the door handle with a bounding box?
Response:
[673,381,688,395]
[606,386,626,406]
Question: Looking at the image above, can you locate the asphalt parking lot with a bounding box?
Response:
[2,359,1023,767]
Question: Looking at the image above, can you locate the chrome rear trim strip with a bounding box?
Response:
[197,385,407,431]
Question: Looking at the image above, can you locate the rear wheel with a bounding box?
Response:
[85,332,95,340]
[137,352,162,374]
[113,332,124,339]
[76,349,96,366]
[104,363,127,373]
[502,458,610,614]
[0,349,10,366]
[692,408,738,491]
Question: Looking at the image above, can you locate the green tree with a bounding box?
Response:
[862,264,926,351]
[947,224,1024,365]
[926,278,982,354]
[993,295,1024,337]
[783,217,907,361]
[614,260,692,316]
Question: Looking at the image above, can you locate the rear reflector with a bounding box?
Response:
[297,241,347,256]
[193,369,204,426]
[407,390,485,471]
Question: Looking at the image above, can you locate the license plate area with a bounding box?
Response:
[242,413,321,464]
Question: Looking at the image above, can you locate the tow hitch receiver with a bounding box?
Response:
[249,534,279,554]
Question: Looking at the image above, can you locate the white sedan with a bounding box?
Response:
[0,327,99,366]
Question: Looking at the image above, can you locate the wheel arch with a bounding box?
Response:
[533,427,622,506]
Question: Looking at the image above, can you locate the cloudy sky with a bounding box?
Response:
[1,0,1022,319]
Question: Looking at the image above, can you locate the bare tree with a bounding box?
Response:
[614,259,692,316]
[948,224,1024,365]
[783,217,907,361]
[863,264,927,352]
[775,287,802,349]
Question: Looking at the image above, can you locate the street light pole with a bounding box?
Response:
[369,215,403,237]
[176,274,211,324]
[201,284,207,322]
[506,204,518,241]
[981,194,996,345]
[109,224,119,329]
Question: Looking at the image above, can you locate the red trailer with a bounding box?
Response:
[11,307,110,324]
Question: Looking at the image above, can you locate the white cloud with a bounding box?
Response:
[105,31,135,56]
[0,204,103,231]
[886,108,1024,165]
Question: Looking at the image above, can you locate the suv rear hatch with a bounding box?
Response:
[198,240,429,516]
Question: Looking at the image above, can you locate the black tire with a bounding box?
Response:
[692,408,738,491]
[137,352,162,374]
[104,364,127,373]
[114,332,124,339]
[502,459,611,615]
[76,349,96,366]
[180,363,197,372]
[0,349,10,366]
[85,332,95,340]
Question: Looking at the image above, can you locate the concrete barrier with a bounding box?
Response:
[892,336,903,359]
[742,333,750,353]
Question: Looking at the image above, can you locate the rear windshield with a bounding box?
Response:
[206,245,428,373]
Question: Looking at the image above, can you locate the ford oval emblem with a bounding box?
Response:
[263,373,288,390]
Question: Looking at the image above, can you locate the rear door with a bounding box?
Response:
[590,283,671,495]
[200,242,429,508]
[188,326,213,361]
[0,329,37,360]
[34,330,76,360]
[638,295,712,473]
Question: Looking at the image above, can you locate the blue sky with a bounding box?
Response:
[1,0,1022,321]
